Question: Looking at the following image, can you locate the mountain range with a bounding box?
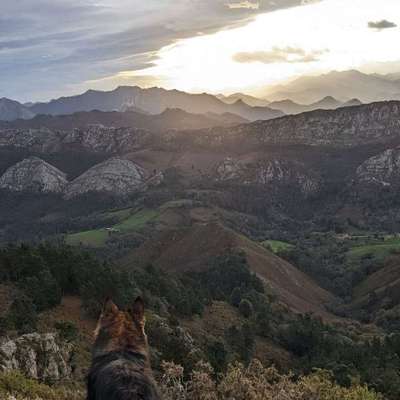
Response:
[2,69,400,123]
[0,108,247,132]
[27,86,283,122]
[261,70,400,104]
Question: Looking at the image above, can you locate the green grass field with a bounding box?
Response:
[65,209,159,248]
[261,240,294,254]
[104,208,133,221]
[347,236,400,261]
[65,229,109,248]
[114,209,159,232]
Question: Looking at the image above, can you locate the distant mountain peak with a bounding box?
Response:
[28,85,283,122]
[0,97,35,121]
[320,95,337,101]
[262,69,400,104]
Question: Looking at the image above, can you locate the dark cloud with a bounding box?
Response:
[368,19,397,30]
[233,47,327,64]
[0,0,308,101]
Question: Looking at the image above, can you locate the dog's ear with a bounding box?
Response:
[132,296,145,324]
[103,297,119,315]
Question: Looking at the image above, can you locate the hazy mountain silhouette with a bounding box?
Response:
[262,70,400,103]
[29,86,283,122]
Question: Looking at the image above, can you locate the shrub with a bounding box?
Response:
[0,370,84,400]
[55,321,79,342]
[160,359,383,400]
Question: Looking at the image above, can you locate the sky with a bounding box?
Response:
[1,0,400,102]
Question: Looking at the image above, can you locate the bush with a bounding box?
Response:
[7,295,37,334]
[0,370,84,400]
[55,321,79,342]
[160,359,383,400]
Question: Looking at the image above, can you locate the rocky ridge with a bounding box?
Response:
[177,101,400,149]
[1,101,400,155]
[0,156,154,198]
[215,158,320,197]
[64,157,148,199]
[0,126,151,154]
[0,157,67,193]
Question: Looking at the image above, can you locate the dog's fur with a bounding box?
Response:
[87,297,161,400]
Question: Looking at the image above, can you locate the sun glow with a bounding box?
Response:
[122,0,400,96]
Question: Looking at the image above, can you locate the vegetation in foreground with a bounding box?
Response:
[1,243,400,398]
[0,360,382,400]
[161,359,382,400]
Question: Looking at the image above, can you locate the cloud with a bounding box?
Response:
[0,0,308,101]
[301,0,320,4]
[226,1,260,9]
[368,19,397,30]
[233,46,327,64]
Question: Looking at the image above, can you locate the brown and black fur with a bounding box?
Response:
[87,297,161,400]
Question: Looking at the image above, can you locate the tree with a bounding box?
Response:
[207,340,227,372]
[7,295,37,333]
[239,299,253,318]
[230,287,242,307]
[22,269,61,312]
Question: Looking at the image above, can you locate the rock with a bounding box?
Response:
[356,147,400,186]
[0,157,68,193]
[64,157,147,199]
[62,125,151,153]
[215,158,246,181]
[176,101,400,149]
[0,129,61,152]
[215,157,320,197]
[256,160,320,196]
[0,333,73,382]
[0,126,151,154]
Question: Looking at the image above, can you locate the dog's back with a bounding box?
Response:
[88,351,160,400]
[87,297,161,400]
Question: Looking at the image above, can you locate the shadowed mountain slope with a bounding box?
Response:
[124,222,336,317]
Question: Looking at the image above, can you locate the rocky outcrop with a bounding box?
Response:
[215,158,320,197]
[356,147,400,186]
[0,333,73,382]
[177,101,400,149]
[0,126,151,154]
[64,158,147,198]
[215,158,246,181]
[0,129,61,152]
[3,101,400,154]
[0,157,67,193]
[256,160,320,196]
[62,125,151,153]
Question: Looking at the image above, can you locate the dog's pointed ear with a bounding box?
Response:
[132,296,145,324]
[103,297,119,315]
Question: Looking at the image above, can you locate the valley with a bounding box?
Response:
[1,88,400,399]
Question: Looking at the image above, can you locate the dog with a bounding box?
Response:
[87,297,161,400]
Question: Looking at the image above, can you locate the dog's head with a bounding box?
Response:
[93,297,148,357]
